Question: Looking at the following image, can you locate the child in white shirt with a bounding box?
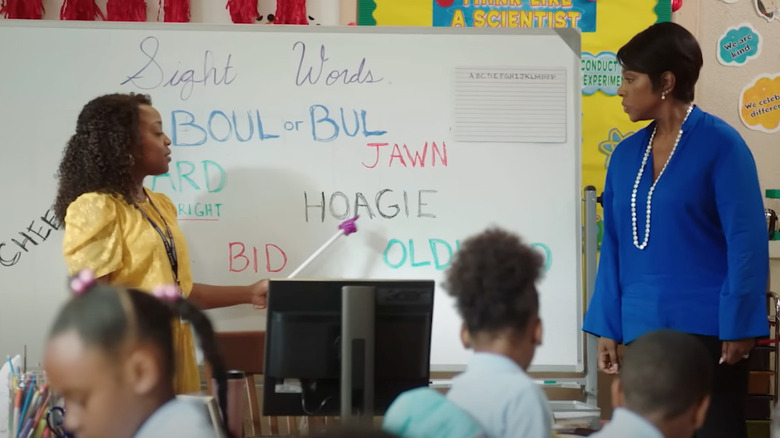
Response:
[443,227,552,438]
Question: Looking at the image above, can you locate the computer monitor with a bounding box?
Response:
[262,279,435,419]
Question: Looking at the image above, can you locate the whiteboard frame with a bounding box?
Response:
[0,20,584,374]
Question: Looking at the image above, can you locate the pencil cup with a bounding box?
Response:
[6,371,48,438]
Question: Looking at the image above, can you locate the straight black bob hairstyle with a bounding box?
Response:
[617,22,703,102]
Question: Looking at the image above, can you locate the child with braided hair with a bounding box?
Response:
[43,269,231,438]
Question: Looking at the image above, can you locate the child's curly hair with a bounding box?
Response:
[443,227,543,334]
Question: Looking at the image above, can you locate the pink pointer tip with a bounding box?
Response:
[338,216,359,236]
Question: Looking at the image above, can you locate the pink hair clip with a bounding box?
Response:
[70,269,96,296]
[152,284,180,302]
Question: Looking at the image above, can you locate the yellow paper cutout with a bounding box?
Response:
[373,0,432,26]
[740,74,780,133]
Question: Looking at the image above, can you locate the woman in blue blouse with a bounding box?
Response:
[583,22,768,438]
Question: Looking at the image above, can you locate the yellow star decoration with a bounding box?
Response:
[598,127,634,169]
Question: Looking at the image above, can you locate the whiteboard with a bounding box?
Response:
[0,21,583,372]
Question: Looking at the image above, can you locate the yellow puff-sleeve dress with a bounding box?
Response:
[62,191,200,394]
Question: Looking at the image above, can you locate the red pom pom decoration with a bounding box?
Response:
[0,0,44,19]
[274,0,308,25]
[106,0,146,21]
[162,0,189,22]
[60,0,105,20]
[226,0,257,24]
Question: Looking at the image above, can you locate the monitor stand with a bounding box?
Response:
[340,285,376,426]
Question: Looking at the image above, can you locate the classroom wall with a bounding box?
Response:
[674,0,780,292]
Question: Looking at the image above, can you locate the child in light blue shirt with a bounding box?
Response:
[443,227,552,438]
[590,330,713,438]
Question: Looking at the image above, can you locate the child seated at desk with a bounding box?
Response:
[589,329,713,438]
[444,227,552,438]
[43,269,230,438]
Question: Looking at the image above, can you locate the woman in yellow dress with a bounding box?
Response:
[53,93,268,394]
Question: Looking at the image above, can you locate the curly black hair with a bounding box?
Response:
[54,93,152,224]
[443,227,543,335]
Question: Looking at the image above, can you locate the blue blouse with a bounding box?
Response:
[583,106,769,344]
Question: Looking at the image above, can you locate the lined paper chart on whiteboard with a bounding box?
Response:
[454,67,567,143]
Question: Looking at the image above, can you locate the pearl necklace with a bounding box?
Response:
[631,104,694,250]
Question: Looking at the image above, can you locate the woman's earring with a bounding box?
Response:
[661,92,667,100]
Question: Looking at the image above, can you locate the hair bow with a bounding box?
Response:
[152,284,180,302]
[70,269,96,296]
